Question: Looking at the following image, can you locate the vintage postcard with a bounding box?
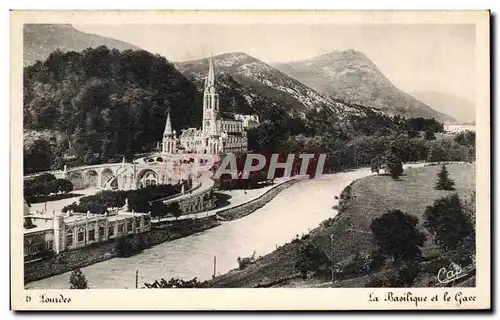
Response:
[11,10,490,310]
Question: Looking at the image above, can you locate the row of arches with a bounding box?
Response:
[67,168,115,189]
[66,168,162,190]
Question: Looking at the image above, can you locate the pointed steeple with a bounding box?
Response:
[164,110,173,135]
[204,54,215,90]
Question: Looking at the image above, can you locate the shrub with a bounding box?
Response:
[389,263,422,287]
[370,210,426,262]
[61,184,182,214]
[333,253,371,280]
[423,194,474,252]
[23,217,37,229]
[370,156,384,174]
[237,251,257,270]
[114,235,148,257]
[320,218,335,228]
[294,242,330,279]
[462,191,476,228]
[424,130,436,140]
[366,273,391,287]
[368,250,387,272]
[69,268,89,289]
[144,277,208,288]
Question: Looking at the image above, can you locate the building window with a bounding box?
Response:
[88,230,95,242]
[78,231,85,242]
[66,229,73,247]
[46,240,53,251]
[108,225,115,237]
[118,224,124,234]
[66,234,73,247]
[99,226,105,238]
[127,220,133,233]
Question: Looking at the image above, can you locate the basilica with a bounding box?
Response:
[161,57,253,155]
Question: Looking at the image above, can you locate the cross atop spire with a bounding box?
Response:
[204,54,216,90]
[164,109,173,135]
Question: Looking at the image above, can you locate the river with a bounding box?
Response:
[26,166,412,289]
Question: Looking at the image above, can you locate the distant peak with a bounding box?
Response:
[25,23,75,29]
[316,49,369,60]
[215,52,254,59]
[56,24,75,28]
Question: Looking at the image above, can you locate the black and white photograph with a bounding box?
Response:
[10,10,490,310]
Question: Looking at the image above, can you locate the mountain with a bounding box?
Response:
[411,91,475,124]
[23,24,140,66]
[272,50,456,123]
[174,52,376,120]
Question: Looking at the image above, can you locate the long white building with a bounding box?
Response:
[24,200,151,259]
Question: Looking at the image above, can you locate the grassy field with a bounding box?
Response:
[210,163,476,288]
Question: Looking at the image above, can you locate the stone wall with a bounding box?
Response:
[24,237,119,284]
[217,179,300,221]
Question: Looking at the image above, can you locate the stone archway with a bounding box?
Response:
[101,168,114,188]
[24,234,47,256]
[137,169,158,188]
[85,170,99,188]
[67,172,84,190]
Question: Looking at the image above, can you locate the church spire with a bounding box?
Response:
[205,54,215,90]
[164,110,173,135]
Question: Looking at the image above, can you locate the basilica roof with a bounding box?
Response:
[180,128,202,138]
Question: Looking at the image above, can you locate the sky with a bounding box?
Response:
[74,23,476,103]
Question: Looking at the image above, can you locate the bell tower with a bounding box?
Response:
[162,110,177,154]
[202,56,220,136]
[202,55,221,154]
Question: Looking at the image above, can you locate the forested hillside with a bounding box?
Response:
[23,46,202,172]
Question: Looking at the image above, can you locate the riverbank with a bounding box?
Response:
[209,163,476,288]
[24,215,221,284]
[24,178,296,285]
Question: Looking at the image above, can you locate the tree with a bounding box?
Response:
[427,144,446,162]
[407,129,419,138]
[294,242,330,279]
[23,139,52,174]
[168,202,182,219]
[423,194,474,252]
[424,130,436,140]
[370,210,426,262]
[385,152,403,180]
[150,201,168,219]
[463,191,476,229]
[455,131,475,146]
[59,179,74,194]
[69,268,89,289]
[370,156,384,175]
[434,164,455,190]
